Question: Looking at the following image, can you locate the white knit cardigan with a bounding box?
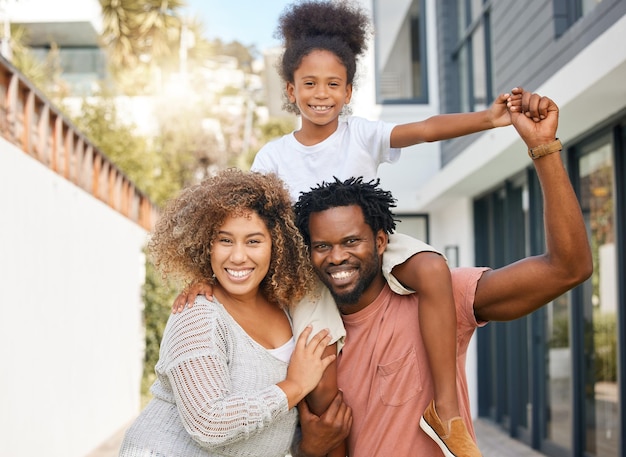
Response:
[119,296,297,457]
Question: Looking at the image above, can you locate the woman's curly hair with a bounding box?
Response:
[149,169,314,309]
[275,0,372,114]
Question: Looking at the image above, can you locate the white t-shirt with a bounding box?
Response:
[252,116,401,201]
[252,116,437,350]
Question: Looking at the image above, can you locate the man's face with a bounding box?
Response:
[308,205,387,314]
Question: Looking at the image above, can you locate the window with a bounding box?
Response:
[395,214,429,243]
[573,134,619,457]
[374,0,427,103]
[451,0,493,113]
[475,174,531,435]
[554,0,604,37]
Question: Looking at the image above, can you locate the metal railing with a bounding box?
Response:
[0,55,158,231]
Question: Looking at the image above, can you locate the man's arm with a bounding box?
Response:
[473,92,592,322]
[291,391,352,457]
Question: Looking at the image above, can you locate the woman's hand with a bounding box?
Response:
[278,326,335,409]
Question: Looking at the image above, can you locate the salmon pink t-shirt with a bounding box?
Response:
[337,267,489,457]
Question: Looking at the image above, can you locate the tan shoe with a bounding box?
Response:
[419,400,482,457]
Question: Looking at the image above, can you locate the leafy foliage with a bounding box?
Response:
[212,39,257,71]
[259,117,297,143]
[99,0,221,96]
[71,97,155,194]
[9,26,68,100]
[141,255,178,406]
[100,0,185,67]
[151,95,228,199]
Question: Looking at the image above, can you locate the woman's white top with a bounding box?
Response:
[119,296,297,457]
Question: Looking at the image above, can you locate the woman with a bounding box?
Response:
[119,169,335,457]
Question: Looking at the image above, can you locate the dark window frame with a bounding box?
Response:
[449,0,494,113]
[372,0,430,105]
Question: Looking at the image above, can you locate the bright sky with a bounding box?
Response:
[182,0,293,50]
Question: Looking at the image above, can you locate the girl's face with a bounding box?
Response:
[211,211,272,301]
[287,49,352,130]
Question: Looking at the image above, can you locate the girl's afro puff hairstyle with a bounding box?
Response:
[276,0,371,58]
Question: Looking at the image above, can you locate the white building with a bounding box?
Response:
[351,1,625,456]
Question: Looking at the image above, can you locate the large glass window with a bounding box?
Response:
[451,0,493,113]
[374,0,427,103]
[545,293,573,451]
[577,136,619,457]
[475,175,531,436]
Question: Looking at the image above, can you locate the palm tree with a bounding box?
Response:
[99,0,187,93]
[100,0,139,68]
[135,0,185,62]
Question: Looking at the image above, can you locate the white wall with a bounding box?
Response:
[0,139,146,457]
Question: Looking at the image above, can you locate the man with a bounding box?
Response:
[291,92,592,456]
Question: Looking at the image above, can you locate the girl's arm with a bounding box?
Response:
[290,284,349,455]
[305,344,339,414]
[389,88,522,148]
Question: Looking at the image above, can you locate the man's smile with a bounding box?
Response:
[326,266,358,287]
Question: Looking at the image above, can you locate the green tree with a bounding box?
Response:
[70,95,159,199]
[8,26,69,101]
[90,1,279,404]
[213,38,257,72]
[99,0,216,95]
[141,256,178,405]
[99,0,184,94]
[259,117,297,143]
[69,93,223,207]
[152,95,227,194]
[100,0,184,67]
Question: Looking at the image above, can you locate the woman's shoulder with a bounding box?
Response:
[158,297,234,364]
[177,295,222,318]
[165,297,231,341]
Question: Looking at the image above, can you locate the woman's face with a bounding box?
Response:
[211,211,272,300]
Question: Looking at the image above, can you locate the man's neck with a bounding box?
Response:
[337,274,388,315]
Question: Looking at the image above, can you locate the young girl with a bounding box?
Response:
[177,1,521,455]
[120,169,336,457]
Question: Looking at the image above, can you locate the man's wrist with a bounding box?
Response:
[291,445,324,457]
[291,434,326,457]
[528,138,562,159]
